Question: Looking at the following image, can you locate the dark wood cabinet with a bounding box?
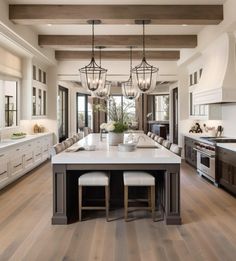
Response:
[216,147,236,196]
[184,136,197,168]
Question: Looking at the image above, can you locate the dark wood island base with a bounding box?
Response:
[52,163,181,225]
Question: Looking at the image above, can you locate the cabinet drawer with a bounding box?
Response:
[0,159,9,182]
[11,156,24,176]
[24,151,34,168]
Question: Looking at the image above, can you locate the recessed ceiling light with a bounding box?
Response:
[47,24,52,27]
[182,24,188,27]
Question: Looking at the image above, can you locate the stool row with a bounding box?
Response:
[78,171,157,222]
[147,132,182,157]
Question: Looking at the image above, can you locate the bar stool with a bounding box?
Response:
[170,144,182,156]
[78,172,110,221]
[123,171,155,221]
[162,140,172,149]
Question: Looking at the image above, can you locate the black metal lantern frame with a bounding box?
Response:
[122,47,140,100]
[132,20,158,93]
[92,46,111,99]
[79,20,107,92]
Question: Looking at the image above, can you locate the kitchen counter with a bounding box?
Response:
[217,143,236,152]
[51,133,181,225]
[0,133,52,150]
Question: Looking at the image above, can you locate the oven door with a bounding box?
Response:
[197,151,215,180]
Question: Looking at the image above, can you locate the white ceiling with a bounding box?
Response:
[7,0,226,4]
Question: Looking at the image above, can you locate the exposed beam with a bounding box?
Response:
[9,5,223,25]
[39,35,197,49]
[55,50,180,61]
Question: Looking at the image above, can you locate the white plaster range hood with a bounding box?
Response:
[194,33,236,105]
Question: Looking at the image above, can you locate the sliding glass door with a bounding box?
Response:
[76,93,93,132]
[58,86,68,142]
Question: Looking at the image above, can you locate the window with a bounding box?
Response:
[33,65,37,80]
[38,68,42,82]
[43,90,47,115]
[43,71,46,84]
[154,95,169,121]
[76,93,93,131]
[32,87,36,116]
[108,95,136,124]
[4,81,18,127]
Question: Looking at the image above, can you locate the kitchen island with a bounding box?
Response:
[51,133,181,225]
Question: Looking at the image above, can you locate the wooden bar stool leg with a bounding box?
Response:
[124,185,128,221]
[105,186,109,222]
[151,185,155,221]
[148,187,151,210]
[79,185,82,222]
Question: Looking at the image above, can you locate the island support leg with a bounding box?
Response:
[165,168,181,225]
[52,164,68,224]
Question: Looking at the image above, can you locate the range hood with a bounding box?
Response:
[194,33,236,105]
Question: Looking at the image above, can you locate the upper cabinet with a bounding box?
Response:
[32,64,47,117]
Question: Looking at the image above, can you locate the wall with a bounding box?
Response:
[221,103,236,137]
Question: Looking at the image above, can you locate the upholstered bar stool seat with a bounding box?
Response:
[78,171,110,222]
[123,171,155,221]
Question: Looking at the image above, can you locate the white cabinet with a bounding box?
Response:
[0,133,53,190]
[0,152,10,185]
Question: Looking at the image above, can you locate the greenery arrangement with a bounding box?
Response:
[95,97,132,133]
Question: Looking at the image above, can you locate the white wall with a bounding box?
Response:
[221,103,236,137]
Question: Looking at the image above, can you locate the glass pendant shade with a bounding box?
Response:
[79,20,107,92]
[132,57,158,93]
[93,80,111,99]
[122,76,140,100]
[132,20,158,93]
[122,47,140,100]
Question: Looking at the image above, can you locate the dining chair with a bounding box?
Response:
[162,140,172,149]
[170,144,182,157]
[123,171,155,221]
[78,172,110,222]
[156,137,164,145]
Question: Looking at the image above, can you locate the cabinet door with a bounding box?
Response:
[219,161,231,185]
[34,140,42,163]
[230,165,236,195]
[0,153,9,185]
[11,149,24,177]
[23,142,34,169]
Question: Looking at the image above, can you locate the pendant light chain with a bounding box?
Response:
[142,21,145,59]
[92,20,95,58]
[130,46,132,73]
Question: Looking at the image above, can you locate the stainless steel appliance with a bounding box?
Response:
[194,142,217,185]
[195,137,236,186]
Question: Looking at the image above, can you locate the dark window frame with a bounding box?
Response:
[76,93,90,131]
[5,83,18,127]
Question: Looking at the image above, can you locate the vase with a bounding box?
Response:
[108,132,124,146]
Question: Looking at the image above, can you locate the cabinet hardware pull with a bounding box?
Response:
[35,153,41,157]
[0,171,7,176]
[0,154,4,157]
[26,158,33,161]
[16,149,20,151]
[14,163,22,168]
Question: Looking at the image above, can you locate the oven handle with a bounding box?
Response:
[193,148,215,158]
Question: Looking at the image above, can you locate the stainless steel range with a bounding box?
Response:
[194,137,236,186]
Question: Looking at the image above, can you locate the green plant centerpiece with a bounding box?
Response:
[95,97,131,145]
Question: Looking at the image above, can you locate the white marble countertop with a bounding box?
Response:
[217,143,236,152]
[0,132,52,150]
[52,133,181,165]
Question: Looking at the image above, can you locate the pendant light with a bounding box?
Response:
[79,20,107,92]
[92,46,111,99]
[121,47,140,100]
[132,20,158,93]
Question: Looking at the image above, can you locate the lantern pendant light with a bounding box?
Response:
[132,20,158,93]
[122,47,140,100]
[92,46,111,99]
[79,20,107,92]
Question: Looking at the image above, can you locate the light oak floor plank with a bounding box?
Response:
[0,161,236,261]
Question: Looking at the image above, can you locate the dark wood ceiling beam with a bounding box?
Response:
[55,50,180,61]
[39,35,197,49]
[9,5,223,25]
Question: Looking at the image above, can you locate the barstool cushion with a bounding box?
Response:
[123,171,155,186]
[79,172,109,186]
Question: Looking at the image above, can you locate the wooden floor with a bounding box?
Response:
[0,161,236,261]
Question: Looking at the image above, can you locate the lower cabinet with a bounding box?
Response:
[184,136,197,168]
[0,133,53,190]
[216,147,236,196]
